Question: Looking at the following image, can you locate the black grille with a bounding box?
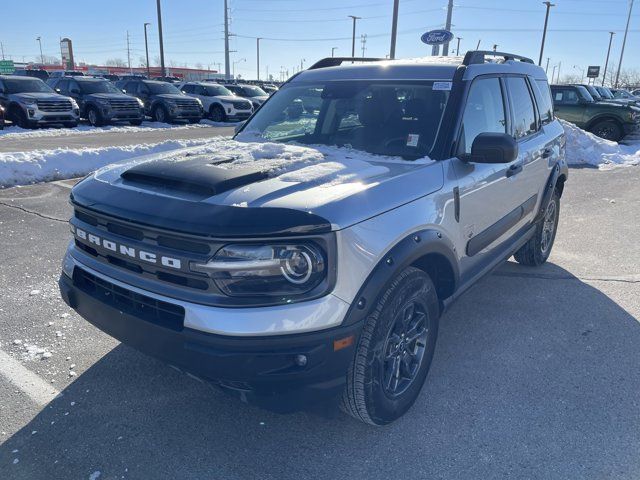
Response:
[74,268,184,331]
[232,101,252,110]
[37,100,72,112]
[175,99,200,110]
[110,99,140,111]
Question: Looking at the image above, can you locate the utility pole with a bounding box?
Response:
[360,34,367,57]
[538,2,555,66]
[36,36,44,65]
[0,42,4,60]
[126,31,132,73]
[603,31,615,86]
[493,44,498,52]
[545,57,550,74]
[389,0,400,59]
[551,64,557,83]
[475,39,481,50]
[300,58,305,71]
[256,38,261,80]
[455,37,462,55]
[615,0,634,88]
[144,23,151,78]
[442,0,454,55]
[156,0,166,77]
[224,0,231,79]
[331,47,338,57]
[348,15,361,58]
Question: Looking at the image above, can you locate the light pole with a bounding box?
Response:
[602,31,615,86]
[233,58,246,78]
[331,47,338,57]
[300,58,305,71]
[256,38,261,80]
[144,23,151,78]
[551,64,557,83]
[538,1,555,66]
[614,0,634,88]
[156,0,166,77]
[36,36,44,65]
[348,15,361,58]
[389,0,400,59]
[492,44,498,52]
[545,57,550,74]
[455,37,462,55]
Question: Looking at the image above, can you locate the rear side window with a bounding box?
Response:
[506,77,537,139]
[532,79,554,125]
[553,88,579,104]
[458,77,506,154]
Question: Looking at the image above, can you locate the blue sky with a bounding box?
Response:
[1,0,638,80]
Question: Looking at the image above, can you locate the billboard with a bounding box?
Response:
[587,66,600,78]
[0,60,15,74]
[60,38,75,70]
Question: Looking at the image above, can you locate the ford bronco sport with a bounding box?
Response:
[59,51,568,425]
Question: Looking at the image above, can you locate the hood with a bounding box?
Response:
[216,95,250,104]
[87,93,133,101]
[73,138,443,236]
[251,96,269,103]
[156,93,195,101]
[15,92,67,101]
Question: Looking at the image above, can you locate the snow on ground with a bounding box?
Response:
[0,121,219,139]
[560,119,640,169]
[0,139,211,188]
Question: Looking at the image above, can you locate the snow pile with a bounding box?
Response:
[561,119,640,168]
[0,139,211,187]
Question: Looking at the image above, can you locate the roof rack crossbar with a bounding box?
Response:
[307,57,385,70]
[463,50,534,66]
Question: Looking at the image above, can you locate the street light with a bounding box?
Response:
[156,0,166,77]
[256,38,262,81]
[538,1,555,66]
[143,23,151,78]
[348,15,361,58]
[232,58,246,78]
[36,36,44,65]
[331,47,338,57]
[455,37,462,55]
[602,31,615,86]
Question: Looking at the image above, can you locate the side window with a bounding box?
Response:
[122,82,135,94]
[182,84,194,94]
[197,86,208,96]
[68,80,80,93]
[506,77,537,139]
[459,77,506,154]
[56,80,69,93]
[553,88,579,105]
[532,79,554,125]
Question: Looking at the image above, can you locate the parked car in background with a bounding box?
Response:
[116,79,203,123]
[48,76,144,126]
[262,84,279,95]
[551,84,640,141]
[153,76,181,83]
[603,87,640,107]
[0,75,79,128]
[178,81,253,122]
[98,74,121,83]
[610,88,640,100]
[120,74,147,81]
[13,69,49,81]
[223,84,269,109]
[49,70,85,79]
[632,89,640,96]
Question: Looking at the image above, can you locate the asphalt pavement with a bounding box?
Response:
[0,167,639,480]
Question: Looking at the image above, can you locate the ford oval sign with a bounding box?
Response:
[421,30,454,46]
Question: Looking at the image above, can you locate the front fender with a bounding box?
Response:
[341,229,459,326]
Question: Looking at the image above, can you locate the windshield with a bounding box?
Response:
[576,85,595,102]
[237,80,450,158]
[596,87,615,99]
[2,78,53,94]
[240,86,267,97]
[146,82,181,94]
[205,85,233,96]
[78,80,122,94]
[584,85,602,100]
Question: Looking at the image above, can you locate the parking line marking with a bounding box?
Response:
[0,349,60,406]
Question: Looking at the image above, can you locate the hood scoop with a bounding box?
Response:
[120,156,268,197]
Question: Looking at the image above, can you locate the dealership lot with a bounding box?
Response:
[0,166,638,480]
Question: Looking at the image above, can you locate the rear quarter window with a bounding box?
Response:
[532,79,554,125]
[506,77,537,139]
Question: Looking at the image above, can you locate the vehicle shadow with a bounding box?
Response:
[2,262,639,480]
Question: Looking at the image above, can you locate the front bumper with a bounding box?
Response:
[27,106,79,124]
[58,257,359,411]
[170,107,203,120]
[102,108,145,122]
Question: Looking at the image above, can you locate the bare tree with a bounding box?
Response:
[105,58,127,67]
[195,62,203,70]
[139,56,148,68]
[558,73,583,85]
[39,55,60,65]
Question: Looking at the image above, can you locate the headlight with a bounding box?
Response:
[136,97,144,107]
[69,98,79,108]
[194,98,203,107]
[191,243,326,297]
[20,97,37,105]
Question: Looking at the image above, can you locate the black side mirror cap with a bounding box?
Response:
[465,132,518,164]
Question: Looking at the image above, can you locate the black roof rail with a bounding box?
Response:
[463,50,534,66]
[308,57,385,70]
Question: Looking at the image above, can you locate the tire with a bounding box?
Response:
[86,106,105,127]
[514,188,560,266]
[209,104,226,122]
[589,119,623,142]
[11,107,35,129]
[152,105,171,123]
[130,119,143,126]
[341,267,440,426]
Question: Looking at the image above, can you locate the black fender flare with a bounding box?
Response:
[534,162,561,223]
[341,229,460,326]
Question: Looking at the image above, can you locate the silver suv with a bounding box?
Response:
[0,75,80,128]
[177,81,253,122]
[59,51,567,425]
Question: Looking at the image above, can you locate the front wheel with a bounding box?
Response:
[341,267,440,426]
[209,104,226,122]
[590,120,623,142]
[514,189,560,266]
[153,105,171,123]
[86,106,105,127]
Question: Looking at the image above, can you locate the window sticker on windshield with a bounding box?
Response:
[407,134,420,147]
[433,82,452,91]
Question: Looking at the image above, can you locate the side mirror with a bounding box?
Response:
[55,88,61,93]
[122,89,127,94]
[467,133,518,164]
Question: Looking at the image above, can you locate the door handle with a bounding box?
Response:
[542,147,553,159]
[506,163,523,178]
